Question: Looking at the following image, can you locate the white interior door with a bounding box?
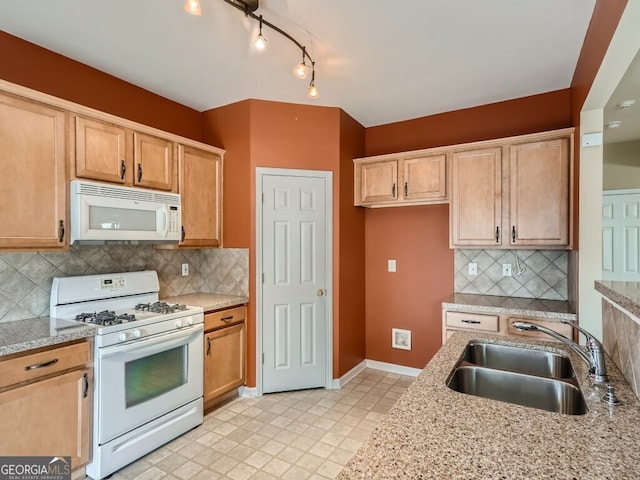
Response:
[602,189,640,281]
[260,170,331,394]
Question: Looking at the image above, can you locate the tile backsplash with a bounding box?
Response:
[454,249,568,301]
[0,246,248,323]
[602,299,640,399]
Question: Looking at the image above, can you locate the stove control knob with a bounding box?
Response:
[186,317,194,326]
[118,332,128,342]
[175,320,183,329]
[133,329,142,338]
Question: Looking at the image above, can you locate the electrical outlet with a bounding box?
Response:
[181,263,189,276]
[388,259,397,273]
[468,262,477,276]
[502,264,512,276]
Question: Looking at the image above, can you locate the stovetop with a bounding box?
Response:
[74,302,191,326]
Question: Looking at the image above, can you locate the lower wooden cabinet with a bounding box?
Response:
[203,306,246,410]
[442,309,575,345]
[0,342,91,470]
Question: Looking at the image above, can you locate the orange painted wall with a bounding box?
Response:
[202,99,367,385]
[365,205,452,368]
[337,110,366,376]
[365,89,572,156]
[364,92,574,367]
[0,32,202,140]
[569,0,628,249]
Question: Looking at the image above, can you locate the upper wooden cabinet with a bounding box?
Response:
[509,137,570,246]
[75,116,127,184]
[133,132,174,190]
[450,128,574,249]
[354,153,447,207]
[74,116,174,191]
[178,145,222,247]
[451,147,502,246]
[0,92,67,249]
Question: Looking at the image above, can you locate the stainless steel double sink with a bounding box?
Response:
[446,341,588,415]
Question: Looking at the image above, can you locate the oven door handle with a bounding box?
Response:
[99,325,203,359]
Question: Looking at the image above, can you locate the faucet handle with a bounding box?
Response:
[602,384,622,405]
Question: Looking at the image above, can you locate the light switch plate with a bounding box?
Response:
[388,259,397,273]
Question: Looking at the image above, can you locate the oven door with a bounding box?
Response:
[97,324,203,444]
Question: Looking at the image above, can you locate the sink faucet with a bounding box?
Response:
[511,320,609,384]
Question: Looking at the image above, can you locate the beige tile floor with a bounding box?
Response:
[109,369,415,480]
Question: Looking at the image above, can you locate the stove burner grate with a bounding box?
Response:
[135,301,188,314]
[75,310,137,326]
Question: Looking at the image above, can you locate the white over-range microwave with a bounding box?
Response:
[70,180,182,244]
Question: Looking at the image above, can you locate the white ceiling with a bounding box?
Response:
[604,48,640,144]
[0,0,597,128]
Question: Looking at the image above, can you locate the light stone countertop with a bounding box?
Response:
[339,331,640,479]
[0,317,96,357]
[161,293,248,312]
[595,281,640,320]
[443,292,577,321]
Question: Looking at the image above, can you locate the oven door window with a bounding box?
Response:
[125,345,187,407]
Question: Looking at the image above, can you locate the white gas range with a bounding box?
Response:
[50,270,204,480]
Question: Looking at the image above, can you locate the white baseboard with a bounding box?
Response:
[241,359,420,397]
[365,359,422,377]
[238,385,259,398]
[332,360,367,388]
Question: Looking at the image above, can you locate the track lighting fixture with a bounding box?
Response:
[307,63,319,99]
[293,47,308,79]
[183,0,202,16]
[185,0,319,99]
[254,15,267,50]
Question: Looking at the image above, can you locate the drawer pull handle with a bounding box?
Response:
[221,316,234,323]
[461,319,481,325]
[25,358,58,371]
[206,336,211,355]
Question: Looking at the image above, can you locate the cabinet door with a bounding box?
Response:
[356,160,398,205]
[204,323,245,405]
[509,138,570,246]
[0,368,90,469]
[451,147,502,246]
[178,145,222,247]
[134,132,174,191]
[75,116,127,183]
[403,154,446,201]
[0,94,67,248]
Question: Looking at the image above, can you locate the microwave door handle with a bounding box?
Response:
[160,207,169,237]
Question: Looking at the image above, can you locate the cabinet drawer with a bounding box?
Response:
[0,342,90,390]
[204,306,246,331]
[507,317,574,342]
[445,311,499,332]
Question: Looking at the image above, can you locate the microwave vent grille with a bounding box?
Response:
[77,182,180,205]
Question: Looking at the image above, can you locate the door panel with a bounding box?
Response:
[603,191,640,281]
[262,173,327,393]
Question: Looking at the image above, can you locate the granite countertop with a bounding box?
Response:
[0,317,96,358]
[595,280,640,319]
[339,331,640,479]
[443,292,577,321]
[161,293,248,312]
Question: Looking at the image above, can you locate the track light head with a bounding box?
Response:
[307,63,319,99]
[184,0,202,16]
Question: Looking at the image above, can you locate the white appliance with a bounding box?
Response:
[50,271,204,480]
[70,180,182,244]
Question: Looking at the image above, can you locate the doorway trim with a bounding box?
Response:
[255,167,334,397]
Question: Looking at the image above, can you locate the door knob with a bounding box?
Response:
[316,289,324,297]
